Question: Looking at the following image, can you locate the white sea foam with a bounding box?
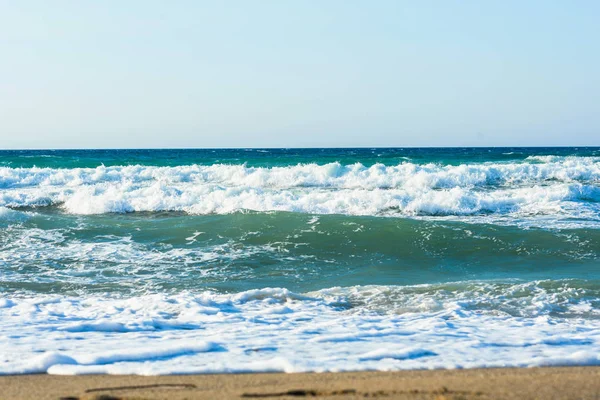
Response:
[0,159,599,225]
[1,283,599,375]
[0,226,284,290]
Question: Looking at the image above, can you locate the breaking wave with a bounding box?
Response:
[0,159,598,224]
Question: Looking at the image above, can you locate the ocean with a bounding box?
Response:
[0,147,599,374]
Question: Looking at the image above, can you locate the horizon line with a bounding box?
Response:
[1,145,599,151]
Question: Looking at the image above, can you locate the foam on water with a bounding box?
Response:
[1,282,599,375]
[2,212,598,297]
[1,150,599,375]
[0,158,599,226]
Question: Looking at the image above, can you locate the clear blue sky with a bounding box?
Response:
[1,1,599,149]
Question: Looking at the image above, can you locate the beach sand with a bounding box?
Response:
[1,367,599,400]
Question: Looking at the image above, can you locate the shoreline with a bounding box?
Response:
[1,367,599,400]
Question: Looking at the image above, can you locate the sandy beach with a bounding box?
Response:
[1,367,599,400]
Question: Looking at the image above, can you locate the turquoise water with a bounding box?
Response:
[2,147,600,168]
[1,148,599,374]
[2,211,600,295]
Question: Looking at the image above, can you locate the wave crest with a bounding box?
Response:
[0,160,598,223]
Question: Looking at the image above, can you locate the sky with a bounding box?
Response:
[0,1,599,149]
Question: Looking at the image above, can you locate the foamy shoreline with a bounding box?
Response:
[3,285,600,375]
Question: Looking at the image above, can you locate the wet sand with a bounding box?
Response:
[1,367,599,400]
